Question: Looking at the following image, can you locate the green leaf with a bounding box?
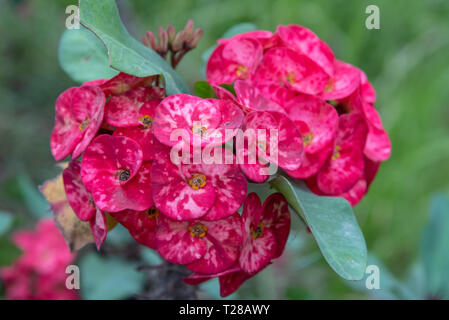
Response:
[201,22,258,76]
[194,81,216,98]
[80,252,144,300]
[0,236,22,267]
[270,175,367,280]
[78,0,189,95]
[18,174,50,218]
[0,211,13,237]
[58,27,119,83]
[420,194,449,297]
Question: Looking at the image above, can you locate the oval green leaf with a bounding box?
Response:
[270,175,367,280]
[58,27,119,83]
[78,0,189,95]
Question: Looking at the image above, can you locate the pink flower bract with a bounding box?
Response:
[81,134,153,212]
[50,86,105,161]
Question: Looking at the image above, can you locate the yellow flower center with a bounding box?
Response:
[146,207,160,219]
[189,223,208,238]
[332,145,341,161]
[138,114,153,128]
[302,132,314,146]
[188,173,207,190]
[78,119,90,131]
[117,169,131,182]
[236,65,248,78]
[285,73,295,85]
[251,222,265,239]
[192,124,208,137]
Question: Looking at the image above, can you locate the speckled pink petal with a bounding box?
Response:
[252,47,329,96]
[201,149,247,221]
[206,37,263,85]
[104,86,162,127]
[218,30,279,50]
[284,94,338,154]
[321,61,361,100]
[71,86,106,159]
[365,158,380,187]
[360,71,376,103]
[118,162,154,211]
[238,147,271,183]
[239,228,276,274]
[239,193,276,274]
[150,152,216,220]
[51,86,105,161]
[156,215,207,264]
[276,24,335,76]
[90,208,107,250]
[114,126,156,162]
[260,193,291,258]
[285,145,332,179]
[99,73,159,97]
[154,94,243,148]
[243,111,303,171]
[186,213,243,274]
[63,161,96,221]
[234,80,285,113]
[219,267,254,297]
[111,209,159,249]
[362,103,391,161]
[81,135,145,212]
[317,113,368,195]
[340,179,367,206]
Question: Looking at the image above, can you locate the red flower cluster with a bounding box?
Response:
[0,219,78,300]
[207,25,391,205]
[49,24,390,297]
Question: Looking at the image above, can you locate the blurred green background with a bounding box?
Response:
[1,0,449,299]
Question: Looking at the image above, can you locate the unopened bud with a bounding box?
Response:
[172,30,185,52]
[188,28,203,49]
[167,24,176,43]
[142,31,157,50]
[184,19,194,37]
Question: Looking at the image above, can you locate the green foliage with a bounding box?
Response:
[80,252,145,300]
[193,81,216,98]
[0,237,21,267]
[420,194,449,298]
[270,176,367,280]
[0,211,13,237]
[78,0,189,95]
[58,27,119,83]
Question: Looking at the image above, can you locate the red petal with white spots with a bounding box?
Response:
[150,152,216,221]
[219,267,255,297]
[339,179,367,206]
[239,228,276,274]
[237,147,271,183]
[50,86,105,161]
[153,94,243,148]
[276,24,335,76]
[260,193,291,258]
[285,145,333,179]
[81,135,154,212]
[253,47,329,96]
[243,111,303,171]
[284,94,338,154]
[362,103,391,161]
[218,30,279,50]
[104,86,162,127]
[360,71,376,103]
[114,126,156,162]
[206,37,263,85]
[186,213,243,274]
[321,61,361,100]
[90,208,107,250]
[201,149,247,221]
[99,73,160,97]
[234,80,285,113]
[63,161,96,221]
[111,209,159,249]
[156,216,207,265]
[317,113,368,195]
